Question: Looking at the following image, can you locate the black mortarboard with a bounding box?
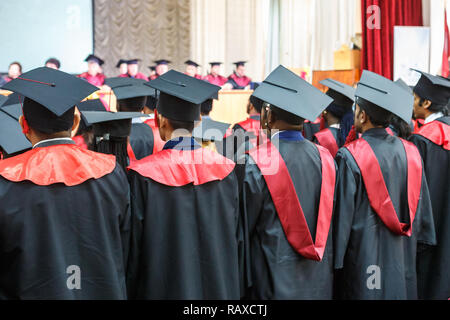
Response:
[209,62,222,67]
[356,70,413,124]
[85,54,104,66]
[233,61,247,67]
[77,99,107,129]
[105,77,156,100]
[0,94,6,107]
[1,92,20,107]
[320,78,356,103]
[0,103,22,120]
[147,70,220,122]
[411,69,450,105]
[82,111,148,138]
[395,78,413,94]
[127,59,141,65]
[192,118,230,142]
[116,59,128,68]
[149,65,156,71]
[154,59,171,66]
[252,65,333,122]
[0,109,32,155]
[1,67,98,116]
[185,60,200,67]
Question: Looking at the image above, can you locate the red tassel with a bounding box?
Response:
[345,125,357,145]
[22,116,30,134]
[319,116,326,130]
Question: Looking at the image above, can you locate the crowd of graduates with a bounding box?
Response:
[0,56,448,300]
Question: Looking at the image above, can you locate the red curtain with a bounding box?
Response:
[361,0,423,80]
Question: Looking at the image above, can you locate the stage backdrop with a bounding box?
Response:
[94,0,190,77]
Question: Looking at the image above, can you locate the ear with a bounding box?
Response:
[71,110,81,137]
[422,99,432,110]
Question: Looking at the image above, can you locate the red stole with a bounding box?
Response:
[314,129,339,157]
[415,120,450,150]
[228,73,251,88]
[247,141,336,261]
[144,118,165,153]
[346,138,422,236]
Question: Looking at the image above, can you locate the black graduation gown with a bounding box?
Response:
[0,140,130,300]
[303,120,322,141]
[334,128,436,300]
[127,137,242,299]
[222,115,261,162]
[129,122,155,160]
[240,131,335,299]
[409,116,450,299]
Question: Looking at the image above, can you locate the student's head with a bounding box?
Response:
[127,63,139,77]
[119,62,128,75]
[19,97,80,146]
[390,115,412,139]
[8,62,22,79]
[45,58,60,70]
[117,96,147,113]
[354,97,392,133]
[261,102,304,131]
[201,99,213,116]
[156,64,169,76]
[236,64,246,77]
[87,61,100,76]
[412,70,450,119]
[413,92,448,120]
[210,64,221,76]
[247,95,263,115]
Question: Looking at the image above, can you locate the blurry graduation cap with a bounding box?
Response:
[355,70,413,123]
[411,69,450,105]
[395,78,413,95]
[82,111,148,139]
[127,59,141,65]
[0,103,22,120]
[76,99,108,130]
[85,54,104,66]
[104,77,156,100]
[0,94,6,107]
[209,62,222,67]
[154,59,171,66]
[233,61,247,67]
[147,70,221,122]
[192,118,230,142]
[0,108,32,155]
[320,78,356,104]
[1,67,98,117]
[149,65,156,72]
[185,60,200,67]
[116,59,128,68]
[1,92,20,107]
[252,65,333,122]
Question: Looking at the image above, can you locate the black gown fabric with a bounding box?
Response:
[409,116,450,300]
[334,128,436,300]
[127,138,242,300]
[303,120,322,141]
[240,133,336,299]
[129,122,155,160]
[312,127,343,148]
[0,141,131,300]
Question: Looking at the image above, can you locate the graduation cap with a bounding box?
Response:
[154,59,171,66]
[185,60,200,67]
[104,77,156,100]
[355,70,414,124]
[252,65,333,122]
[0,103,22,120]
[320,78,356,103]
[0,94,6,107]
[85,54,104,66]
[192,118,230,142]
[76,99,108,130]
[149,65,156,72]
[82,111,148,138]
[116,59,128,68]
[233,61,247,67]
[0,109,32,155]
[1,92,20,107]
[147,70,221,122]
[127,59,141,65]
[411,69,450,106]
[395,78,413,95]
[209,62,222,67]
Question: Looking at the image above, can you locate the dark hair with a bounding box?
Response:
[357,98,392,128]
[269,105,304,126]
[90,136,128,173]
[201,99,213,115]
[118,96,147,112]
[45,58,61,69]
[9,61,22,73]
[419,98,448,116]
[168,118,195,133]
[390,115,412,139]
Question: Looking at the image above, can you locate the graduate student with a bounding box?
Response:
[203,62,228,86]
[184,60,202,79]
[149,59,170,80]
[0,67,131,299]
[116,59,129,76]
[127,70,242,299]
[45,57,61,70]
[72,99,108,149]
[240,65,336,299]
[333,70,436,300]
[224,61,252,90]
[409,70,450,300]
[119,59,149,81]
[313,78,355,157]
[105,77,161,159]
[78,54,106,87]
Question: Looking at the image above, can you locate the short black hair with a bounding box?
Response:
[45,58,61,69]
[201,99,213,115]
[168,118,195,133]
[419,97,448,115]
[357,97,392,128]
[118,96,147,112]
[269,105,304,126]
